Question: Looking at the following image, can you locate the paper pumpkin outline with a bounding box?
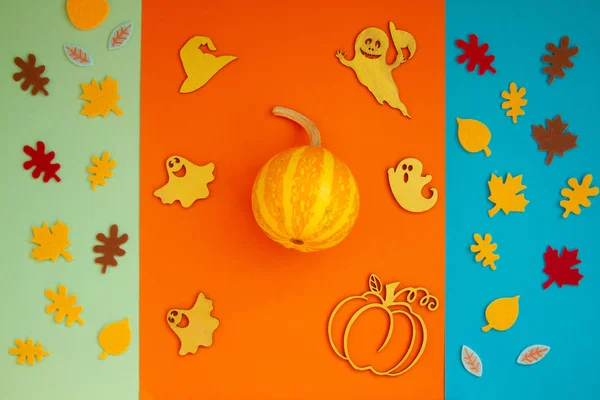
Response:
[153,155,215,208]
[388,157,438,213]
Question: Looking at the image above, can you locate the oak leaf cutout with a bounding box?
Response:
[93,224,129,274]
[80,76,123,118]
[501,82,527,123]
[542,246,583,289]
[88,152,116,190]
[9,339,50,365]
[560,174,598,218]
[30,221,73,262]
[542,36,578,84]
[13,54,50,96]
[471,233,499,270]
[517,345,550,365]
[487,173,529,217]
[45,285,85,326]
[532,115,577,165]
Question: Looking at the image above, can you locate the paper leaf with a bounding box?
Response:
[23,141,61,183]
[542,36,578,84]
[542,246,583,289]
[501,82,527,123]
[88,151,116,190]
[327,274,439,376]
[471,233,499,270]
[461,345,482,377]
[108,21,134,50]
[9,339,50,365]
[153,156,215,208]
[80,76,123,118]
[455,34,496,75]
[487,173,529,217]
[93,224,128,274]
[388,158,438,212]
[30,221,73,262]
[64,44,94,67]
[45,285,84,326]
[482,295,519,332]
[98,318,131,359]
[560,174,598,218]
[179,36,237,93]
[456,118,492,156]
[531,115,577,165]
[335,22,413,118]
[167,293,220,356]
[66,0,110,31]
[13,54,49,96]
[517,345,550,365]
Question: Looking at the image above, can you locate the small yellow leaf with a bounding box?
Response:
[98,318,131,359]
[9,339,50,365]
[456,118,492,156]
[45,284,84,326]
[470,233,499,270]
[30,221,73,262]
[501,82,527,123]
[88,151,116,190]
[482,295,520,332]
[488,173,529,217]
[80,76,123,118]
[560,174,599,218]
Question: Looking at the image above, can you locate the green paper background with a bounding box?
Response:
[0,1,141,399]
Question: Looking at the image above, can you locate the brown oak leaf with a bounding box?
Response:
[542,36,579,84]
[93,224,128,274]
[531,115,577,165]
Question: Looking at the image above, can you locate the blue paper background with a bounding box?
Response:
[445,0,600,398]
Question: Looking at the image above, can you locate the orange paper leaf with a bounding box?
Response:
[80,76,123,118]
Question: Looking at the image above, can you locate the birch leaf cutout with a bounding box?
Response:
[517,344,550,365]
[64,44,94,67]
[108,21,134,51]
[461,345,482,377]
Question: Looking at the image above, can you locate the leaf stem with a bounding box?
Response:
[488,205,500,217]
[545,152,554,165]
[542,278,553,290]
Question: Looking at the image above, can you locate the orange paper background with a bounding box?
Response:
[140,0,445,398]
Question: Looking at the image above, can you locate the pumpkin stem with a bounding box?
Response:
[273,106,322,147]
[383,282,400,306]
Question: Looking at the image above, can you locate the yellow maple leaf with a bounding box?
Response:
[45,284,85,326]
[80,76,123,118]
[488,173,529,217]
[88,151,116,190]
[9,339,50,365]
[501,82,527,123]
[560,174,599,218]
[30,221,73,262]
[470,233,499,270]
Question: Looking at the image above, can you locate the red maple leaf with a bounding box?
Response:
[23,141,61,183]
[456,34,496,75]
[542,246,583,289]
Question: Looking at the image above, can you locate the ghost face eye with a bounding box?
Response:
[365,38,372,45]
[168,161,174,168]
[168,317,175,323]
[174,157,180,164]
[408,165,413,171]
[375,41,381,48]
[402,164,407,170]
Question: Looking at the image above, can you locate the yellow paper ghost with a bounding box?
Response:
[167,292,220,356]
[388,158,438,212]
[153,155,215,208]
[336,21,415,118]
[179,36,237,93]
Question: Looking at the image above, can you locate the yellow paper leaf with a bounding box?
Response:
[30,221,73,262]
[560,174,599,218]
[470,233,499,270]
[487,173,529,217]
[9,339,50,365]
[456,118,492,156]
[80,76,123,118]
[501,82,527,123]
[88,151,116,190]
[482,295,520,332]
[45,285,84,326]
[98,318,132,359]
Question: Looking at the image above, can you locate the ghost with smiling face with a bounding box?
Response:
[153,155,215,208]
[336,22,415,118]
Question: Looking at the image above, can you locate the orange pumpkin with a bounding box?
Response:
[251,107,359,252]
[327,274,439,376]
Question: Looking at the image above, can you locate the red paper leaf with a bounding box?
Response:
[456,34,496,75]
[542,246,583,289]
[23,141,61,183]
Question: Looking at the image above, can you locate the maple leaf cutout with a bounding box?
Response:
[45,284,85,326]
[9,339,50,365]
[487,173,529,217]
[88,152,116,190]
[80,76,123,118]
[13,54,50,96]
[30,221,73,262]
[542,36,579,84]
[560,174,599,218]
[542,246,583,289]
[93,224,129,273]
[501,82,527,123]
[23,141,61,183]
[532,115,577,165]
[471,233,499,270]
[456,34,496,75]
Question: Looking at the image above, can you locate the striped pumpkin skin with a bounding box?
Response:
[252,145,359,252]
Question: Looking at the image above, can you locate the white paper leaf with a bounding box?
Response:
[63,44,94,67]
[517,344,550,365]
[461,345,482,377]
[108,21,134,51]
